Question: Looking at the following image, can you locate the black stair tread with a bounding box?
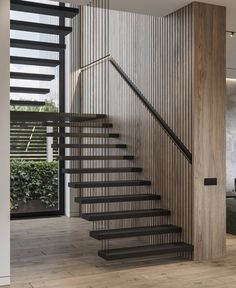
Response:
[90,224,181,240]
[75,194,160,204]
[10,87,50,94]
[11,152,48,155]
[44,122,113,128]
[11,20,72,36]
[11,111,106,122]
[69,180,151,189]
[11,132,45,136]
[11,130,45,133]
[11,148,47,150]
[58,155,134,161]
[52,144,126,149]
[62,167,142,174]
[10,100,46,106]
[46,132,119,138]
[10,126,46,130]
[81,208,170,221]
[11,138,46,141]
[10,154,48,158]
[10,56,60,67]
[10,72,55,81]
[11,0,79,18]
[11,39,66,52]
[98,242,193,260]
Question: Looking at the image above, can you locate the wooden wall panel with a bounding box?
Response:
[192,2,226,260]
[75,3,193,255]
[69,1,226,260]
[108,6,193,252]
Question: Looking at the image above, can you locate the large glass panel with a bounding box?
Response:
[10,1,62,215]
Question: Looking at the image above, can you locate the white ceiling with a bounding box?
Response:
[60,0,236,30]
[56,0,236,78]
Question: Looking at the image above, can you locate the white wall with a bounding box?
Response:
[0,0,10,286]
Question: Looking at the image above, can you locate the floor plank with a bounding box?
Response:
[11,217,236,288]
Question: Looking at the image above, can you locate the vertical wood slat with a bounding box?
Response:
[72,3,194,255]
[108,6,193,251]
[71,0,193,254]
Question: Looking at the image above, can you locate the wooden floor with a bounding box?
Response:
[10,217,236,288]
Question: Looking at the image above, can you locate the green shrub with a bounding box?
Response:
[10,160,58,210]
[11,100,58,112]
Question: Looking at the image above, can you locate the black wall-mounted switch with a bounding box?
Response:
[204,178,217,186]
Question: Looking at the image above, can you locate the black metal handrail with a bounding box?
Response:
[79,55,192,163]
[110,58,192,163]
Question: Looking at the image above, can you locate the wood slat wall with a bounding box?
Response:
[108,5,193,252]
[76,2,193,255]
[69,1,226,260]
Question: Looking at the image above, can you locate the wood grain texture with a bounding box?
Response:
[70,1,226,261]
[10,218,236,288]
[192,2,226,260]
[75,3,193,257]
[108,6,193,254]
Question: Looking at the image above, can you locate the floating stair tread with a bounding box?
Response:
[11,20,72,36]
[11,138,46,141]
[10,56,60,67]
[11,132,46,136]
[10,100,46,106]
[10,154,48,158]
[52,144,126,149]
[69,180,151,188]
[90,224,181,240]
[81,208,170,221]
[11,39,66,52]
[10,111,106,122]
[11,152,48,155]
[11,0,79,18]
[58,155,134,161]
[44,122,113,128]
[62,167,142,174]
[46,132,119,138]
[10,72,55,81]
[75,194,160,204]
[98,242,193,260]
[10,87,50,94]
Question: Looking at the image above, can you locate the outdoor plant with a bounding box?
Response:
[11,100,58,112]
[10,160,58,211]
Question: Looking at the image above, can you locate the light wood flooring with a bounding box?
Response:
[10,217,236,288]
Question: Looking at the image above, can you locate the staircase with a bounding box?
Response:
[10,0,79,160]
[46,116,193,261]
[10,0,193,261]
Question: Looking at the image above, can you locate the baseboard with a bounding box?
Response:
[0,276,10,286]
